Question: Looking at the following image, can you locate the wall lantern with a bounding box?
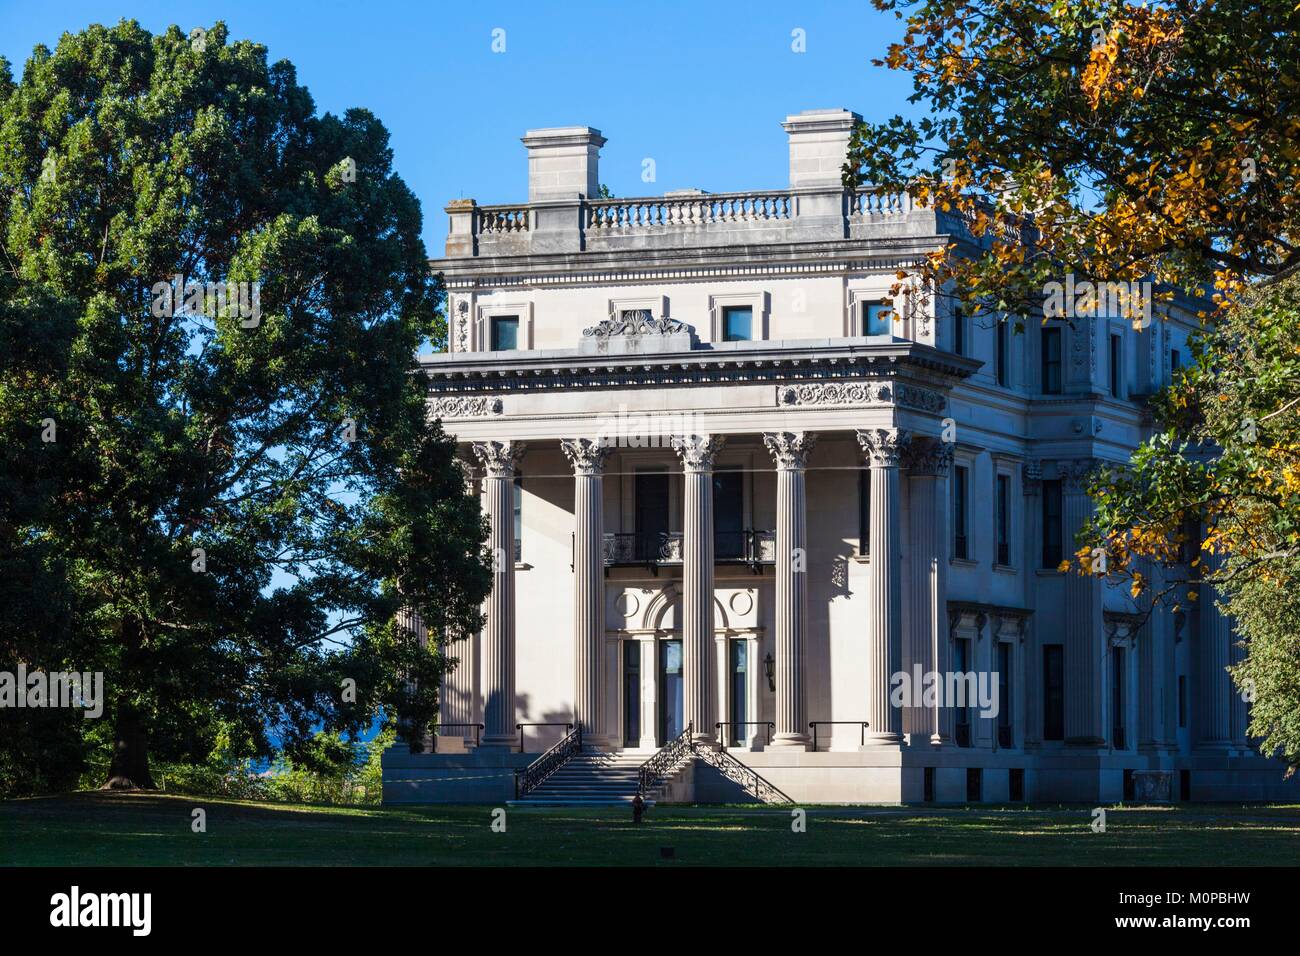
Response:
[763,652,776,692]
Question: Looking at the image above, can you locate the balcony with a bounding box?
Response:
[574,530,776,573]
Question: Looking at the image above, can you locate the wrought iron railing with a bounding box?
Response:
[516,721,574,753]
[600,530,775,568]
[694,746,795,805]
[514,724,583,799]
[637,721,694,798]
[715,721,775,749]
[808,720,871,752]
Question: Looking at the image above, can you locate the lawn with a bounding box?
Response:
[2,792,1299,866]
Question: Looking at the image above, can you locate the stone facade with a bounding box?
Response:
[382,108,1300,805]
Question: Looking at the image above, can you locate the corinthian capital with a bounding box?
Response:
[1058,457,1098,491]
[762,431,816,470]
[561,437,612,476]
[856,427,911,468]
[902,436,953,477]
[671,434,726,471]
[472,440,526,478]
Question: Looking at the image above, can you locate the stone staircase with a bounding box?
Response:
[510,749,682,807]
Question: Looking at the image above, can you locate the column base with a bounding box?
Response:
[690,732,716,747]
[929,733,952,747]
[580,735,611,752]
[767,733,811,750]
[862,732,904,747]
[478,735,518,751]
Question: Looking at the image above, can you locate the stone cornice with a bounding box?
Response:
[421,338,978,396]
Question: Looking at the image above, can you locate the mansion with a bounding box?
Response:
[382,108,1298,805]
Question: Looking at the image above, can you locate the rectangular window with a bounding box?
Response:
[1043,645,1065,741]
[634,472,670,562]
[953,307,965,355]
[858,469,871,554]
[512,474,523,562]
[1112,646,1126,749]
[865,302,894,336]
[997,642,1013,748]
[1009,768,1025,802]
[623,641,640,747]
[713,470,744,559]
[954,637,972,747]
[1110,333,1123,397]
[953,465,969,560]
[1041,479,1063,569]
[721,305,752,342]
[490,315,519,351]
[996,320,1009,386]
[1171,349,1182,373]
[966,768,982,802]
[1041,325,1062,394]
[996,474,1011,566]
[1178,675,1187,728]
[729,641,748,748]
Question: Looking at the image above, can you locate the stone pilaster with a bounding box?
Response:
[671,434,726,745]
[1197,550,1234,749]
[472,440,525,749]
[1061,459,1105,747]
[1021,461,1042,748]
[763,431,815,748]
[857,427,910,746]
[904,437,953,745]
[562,438,612,749]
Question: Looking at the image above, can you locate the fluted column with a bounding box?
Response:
[1197,550,1233,749]
[1021,461,1042,748]
[904,437,952,745]
[763,431,815,748]
[562,438,612,749]
[441,456,481,744]
[857,428,910,746]
[472,440,525,748]
[672,434,725,745]
[1062,459,1105,746]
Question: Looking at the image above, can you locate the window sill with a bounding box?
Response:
[1034,568,1064,577]
[949,557,978,569]
[851,552,870,564]
[993,563,1018,575]
[515,562,532,571]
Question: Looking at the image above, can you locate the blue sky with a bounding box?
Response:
[0,0,916,255]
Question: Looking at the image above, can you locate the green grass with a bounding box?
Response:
[2,792,1299,866]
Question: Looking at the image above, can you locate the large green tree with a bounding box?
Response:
[0,20,490,790]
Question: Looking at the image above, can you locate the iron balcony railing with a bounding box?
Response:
[597,530,776,570]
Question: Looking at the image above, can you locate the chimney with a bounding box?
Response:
[521,126,607,202]
[782,109,861,189]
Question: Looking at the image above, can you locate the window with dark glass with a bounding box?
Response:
[996,473,1011,566]
[623,642,640,747]
[858,469,871,554]
[513,474,523,562]
[865,302,894,336]
[1171,349,1182,372]
[954,637,972,747]
[953,307,965,355]
[490,315,519,351]
[1041,325,1062,394]
[634,472,670,562]
[1043,644,1065,740]
[713,470,744,559]
[721,305,752,342]
[1112,645,1126,749]
[998,642,1013,748]
[1110,333,1123,397]
[729,641,748,747]
[953,465,969,560]
[996,319,1009,386]
[1041,479,1063,568]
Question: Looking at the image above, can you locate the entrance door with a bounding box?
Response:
[635,472,670,561]
[623,641,640,747]
[714,470,744,559]
[729,640,748,747]
[658,640,684,743]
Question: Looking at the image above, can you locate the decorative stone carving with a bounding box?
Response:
[902,436,953,476]
[472,440,526,478]
[762,431,816,469]
[856,428,911,468]
[896,383,948,413]
[454,299,470,353]
[430,396,502,418]
[1058,457,1097,491]
[670,434,726,471]
[583,312,689,337]
[1022,459,1042,494]
[561,437,612,476]
[777,381,890,407]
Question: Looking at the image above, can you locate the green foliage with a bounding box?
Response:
[0,20,491,790]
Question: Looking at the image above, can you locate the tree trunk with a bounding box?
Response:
[103,704,155,790]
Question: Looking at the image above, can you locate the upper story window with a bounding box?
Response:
[513,473,523,562]
[713,470,745,558]
[995,319,1009,386]
[490,315,520,351]
[858,469,871,554]
[721,306,753,342]
[1041,478,1063,568]
[996,473,1011,566]
[953,465,970,560]
[1171,348,1182,378]
[953,307,966,355]
[1109,333,1123,397]
[865,302,894,336]
[1041,325,1063,394]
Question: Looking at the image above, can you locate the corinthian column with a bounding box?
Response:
[562,438,612,750]
[857,427,910,746]
[1062,459,1105,747]
[763,431,815,749]
[904,437,952,745]
[472,440,525,749]
[671,434,725,745]
[440,455,481,745]
[1197,550,1233,749]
